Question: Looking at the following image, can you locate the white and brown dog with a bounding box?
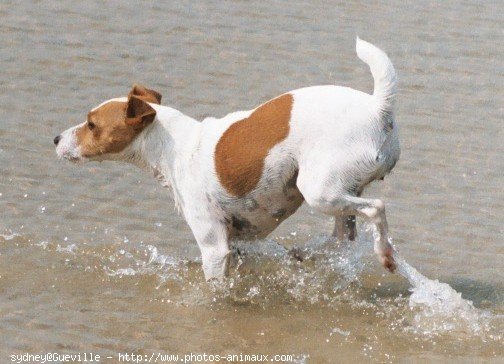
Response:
[55,38,400,281]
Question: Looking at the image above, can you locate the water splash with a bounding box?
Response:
[39,227,502,341]
[209,234,370,305]
[104,244,188,286]
[56,243,77,254]
[0,232,21,241]
[396,255,495,337]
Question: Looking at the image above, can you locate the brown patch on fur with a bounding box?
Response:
[215,93,294,197]
[76,95,156,158]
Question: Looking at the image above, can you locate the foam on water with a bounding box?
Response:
[56,243,77,254]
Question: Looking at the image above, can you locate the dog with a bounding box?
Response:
[55,37,400,281]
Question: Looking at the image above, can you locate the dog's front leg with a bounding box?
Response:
[200,242,231,281]
[189,218,230,281]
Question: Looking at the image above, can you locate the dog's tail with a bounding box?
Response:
[355,36,397,114]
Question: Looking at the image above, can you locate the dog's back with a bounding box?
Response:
[196,38,399,240]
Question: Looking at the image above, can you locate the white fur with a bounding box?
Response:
[355,36,397,113]
[56,38,400,280]
[56,122,85,162]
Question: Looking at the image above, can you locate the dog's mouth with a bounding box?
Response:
[66,155,84,163]
[58,154,82,163]
[56,147,85,164]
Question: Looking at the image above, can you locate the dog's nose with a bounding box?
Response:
[54,135,61,145]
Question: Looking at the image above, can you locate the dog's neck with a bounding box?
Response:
[122,104,200,209]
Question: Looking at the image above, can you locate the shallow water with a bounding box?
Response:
[1,0,503,363]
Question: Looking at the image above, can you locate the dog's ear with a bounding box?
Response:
[128,84,162,104]
[125,95,156,126]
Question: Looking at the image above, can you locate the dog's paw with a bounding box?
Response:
[288,247,306,262]
[380,254,396,273]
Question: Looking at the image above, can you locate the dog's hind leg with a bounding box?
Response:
[297,173,395,272]
[332,215,356,241]
[346,215,356,240]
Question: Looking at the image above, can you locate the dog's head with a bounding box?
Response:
[54,84,162,163]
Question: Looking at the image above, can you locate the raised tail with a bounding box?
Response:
[355,36,397,114]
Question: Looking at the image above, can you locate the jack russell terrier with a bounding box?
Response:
[55,38,400,281]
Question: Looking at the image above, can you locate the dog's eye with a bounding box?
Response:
[87,121,96,130]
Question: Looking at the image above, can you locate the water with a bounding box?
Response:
[396,256,500,339]
[1,0,503,362]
